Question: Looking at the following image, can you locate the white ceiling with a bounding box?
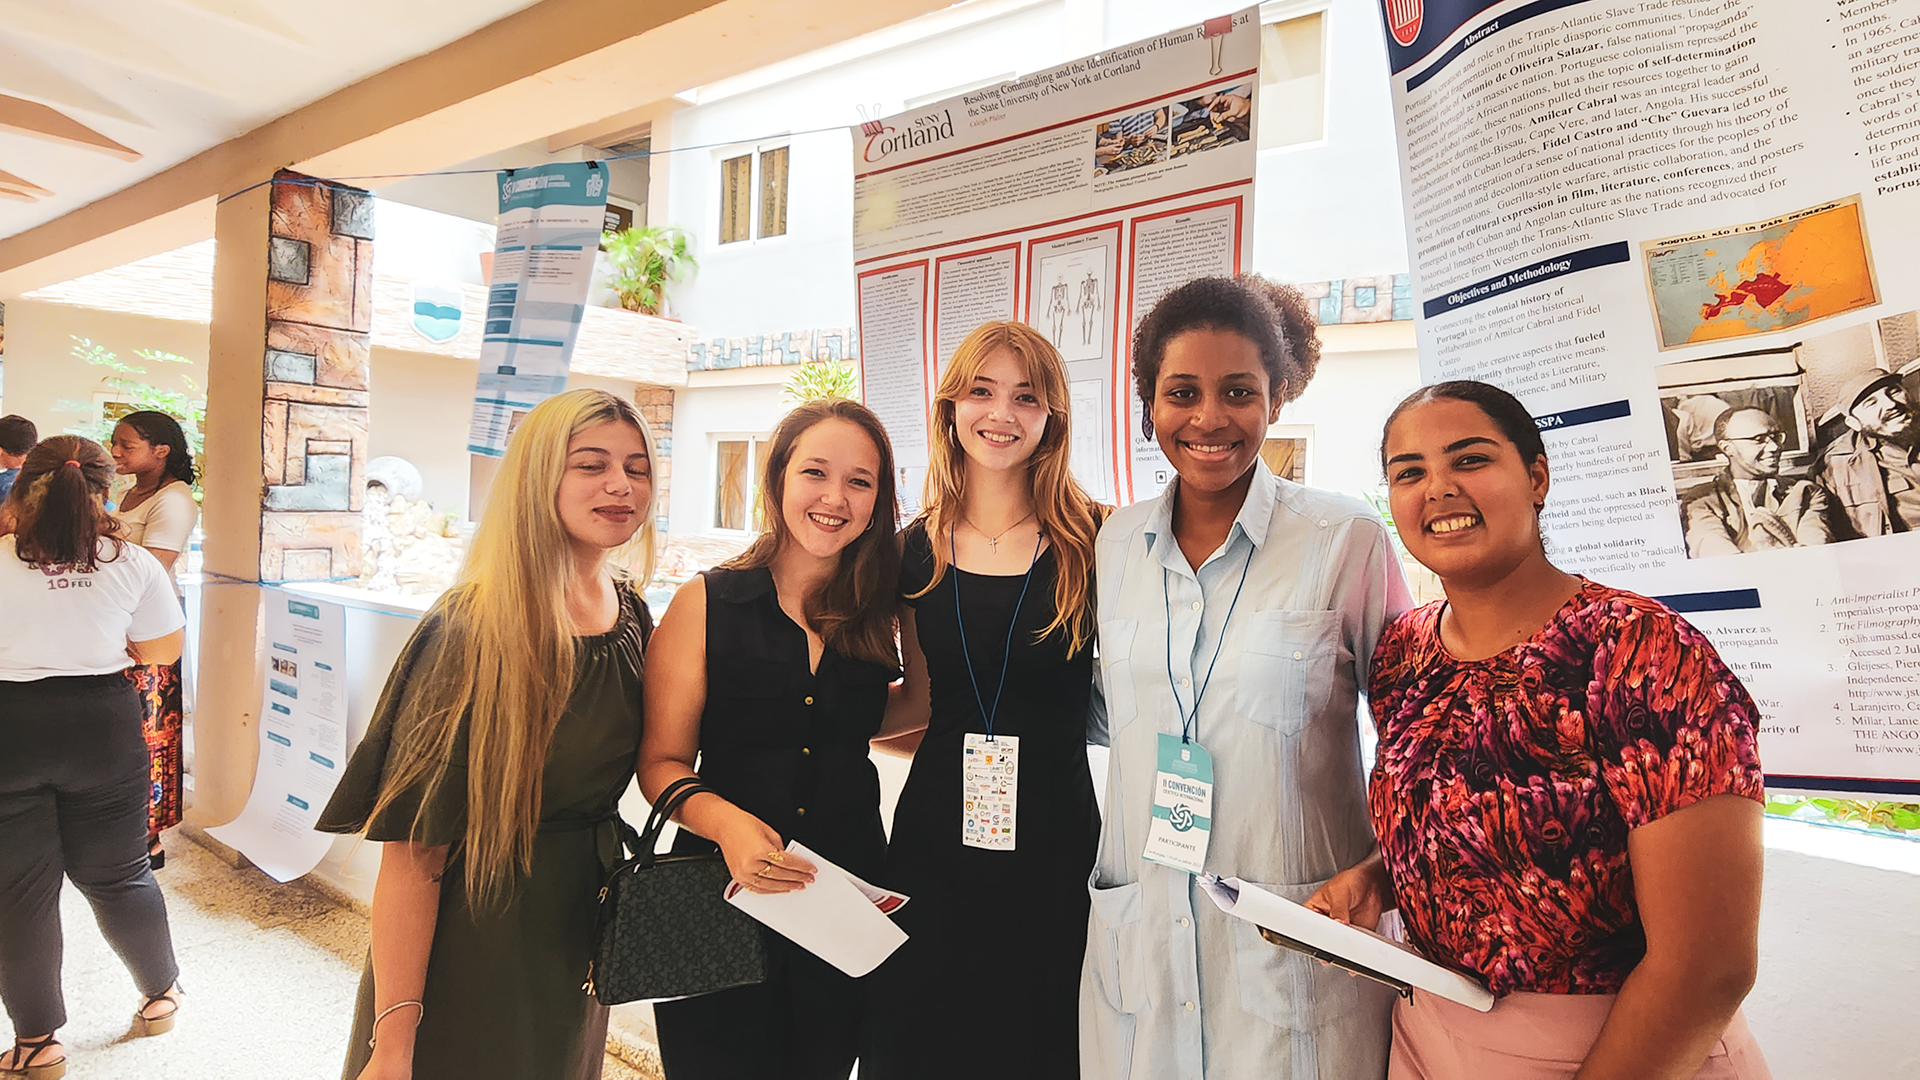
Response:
[0,0,547,239]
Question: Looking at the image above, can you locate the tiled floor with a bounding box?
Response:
[4,831,655,1079]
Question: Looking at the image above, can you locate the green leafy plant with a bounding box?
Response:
[1766,796,1920,835]
[783,359,860,404]
[601,225,698,316]
[54,336,206,497]
[1363,489,1410,558]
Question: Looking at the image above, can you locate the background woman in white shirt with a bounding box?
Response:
[0,436,189,1080]
[108,411,198,870]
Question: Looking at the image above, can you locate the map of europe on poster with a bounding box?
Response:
[1643,196,1878,349]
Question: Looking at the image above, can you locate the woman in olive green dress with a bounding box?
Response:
[317,389,661,1080]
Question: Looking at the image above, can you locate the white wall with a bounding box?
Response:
[659,1,1074,338]
[1108,0,1414,283]
[1280,334,1422,501]
[0,300,210,436]
[365,347,481,516]
[1749,821,1920,1080]
[668,375,791,536]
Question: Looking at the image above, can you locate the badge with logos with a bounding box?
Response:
[961,732,1019,851]
[1142,732,1213,875]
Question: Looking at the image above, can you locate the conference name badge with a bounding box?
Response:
[961,732,1018,851]
[1142,732,1213,874]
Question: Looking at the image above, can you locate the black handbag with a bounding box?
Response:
[585,775,770,1005]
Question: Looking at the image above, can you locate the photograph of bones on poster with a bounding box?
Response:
[1169,83,1253,158]
[1665,311,1920,558]
[1094,106,1170,175]
[1642,195,1880,351]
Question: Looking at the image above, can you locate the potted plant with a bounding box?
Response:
[601,225,698,316]
[783,359,860,404]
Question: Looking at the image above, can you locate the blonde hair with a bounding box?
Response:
[368,388,659,908]
[914,321,1103,654]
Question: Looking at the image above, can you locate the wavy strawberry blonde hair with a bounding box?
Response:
[913,321,1104,653]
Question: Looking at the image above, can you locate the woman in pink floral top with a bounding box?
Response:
[1308,381,1772,1079]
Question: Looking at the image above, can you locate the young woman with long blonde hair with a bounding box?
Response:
[863,321,1105,1078]
[640,398,901,1080]
[317,389,660,1080]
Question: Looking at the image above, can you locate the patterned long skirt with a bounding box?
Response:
[127,660,185,835]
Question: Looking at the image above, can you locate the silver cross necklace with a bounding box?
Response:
[965,510,1036,553]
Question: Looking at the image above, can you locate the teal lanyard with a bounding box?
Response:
[951,528,1042,742]
[1165,543,1255,745]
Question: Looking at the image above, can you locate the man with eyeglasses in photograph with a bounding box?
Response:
[1685,405,1833,556]
[1813,367,1920,539]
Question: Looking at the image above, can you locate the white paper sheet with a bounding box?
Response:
[725,842,908,977]
[1199,874,1494,1012]
[207,591,348,882]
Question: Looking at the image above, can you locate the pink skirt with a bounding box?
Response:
[1390,988,1771,1080]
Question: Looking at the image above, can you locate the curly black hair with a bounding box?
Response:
[1131,276,1317,416]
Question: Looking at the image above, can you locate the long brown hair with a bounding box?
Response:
[725,398,901,668]
[365,389,661,910]
[913,321,1103,653]
[8,435,125,572]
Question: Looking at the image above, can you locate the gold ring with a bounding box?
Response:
[755,866,771,878]
[767,851,785,865]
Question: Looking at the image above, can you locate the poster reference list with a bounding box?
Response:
[1381,0,1920,794]
[852,8,1260,507]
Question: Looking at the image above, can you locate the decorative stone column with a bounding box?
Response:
[194,169,372,825]
[634,385,674,534]
[262,172,373,580]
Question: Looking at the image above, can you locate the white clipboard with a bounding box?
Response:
[1198,874,1495,1012]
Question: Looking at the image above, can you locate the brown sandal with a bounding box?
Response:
[136,984,183,1037]
[0,1034,65,1080]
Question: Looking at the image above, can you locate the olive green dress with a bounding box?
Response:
[317,589,650,1080]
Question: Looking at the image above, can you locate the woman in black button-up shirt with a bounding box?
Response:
[640,398,901,1080]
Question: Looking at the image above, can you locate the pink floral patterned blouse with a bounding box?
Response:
[1367,579,1765,997]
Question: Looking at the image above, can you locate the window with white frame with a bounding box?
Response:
[713,436,772,531]
[718,144,789,244]
[1258,9,1327,150]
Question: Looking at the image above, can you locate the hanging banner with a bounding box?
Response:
[1380,0,1920,796]
[207,591,349,881]
[852,9,1260,507]
[467,160,610,456]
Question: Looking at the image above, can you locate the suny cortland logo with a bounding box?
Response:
[1385,0,1422,47]
[862,109,957,164]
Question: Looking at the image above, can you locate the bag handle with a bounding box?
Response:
[634,776,718,870]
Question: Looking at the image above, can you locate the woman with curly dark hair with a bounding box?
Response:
[1080,276,1410,1080]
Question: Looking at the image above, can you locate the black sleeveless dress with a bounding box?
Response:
[652,566,896,1080]
[862,522,1100,1078]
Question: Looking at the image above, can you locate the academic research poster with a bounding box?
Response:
[852,8,1260,508]
[467,161,609,456]
[1380,0,1920,795]
[207,592,349,881]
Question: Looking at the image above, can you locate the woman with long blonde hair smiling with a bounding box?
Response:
[864,321,1104,1078]
[318,389,660,1080]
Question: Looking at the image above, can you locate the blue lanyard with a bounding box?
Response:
[1165,542,1256,745]
[951,526,1042,742]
